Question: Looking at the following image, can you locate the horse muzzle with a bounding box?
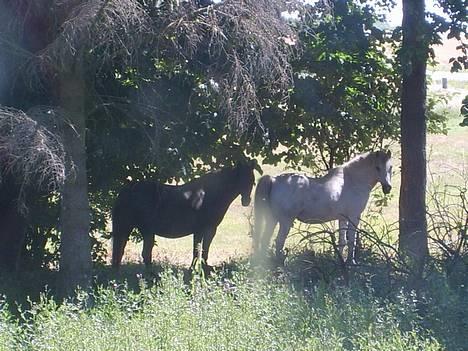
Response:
[382,184,392,194]
[241,196,251,206]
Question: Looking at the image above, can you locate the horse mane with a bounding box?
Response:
[187,165,237,191]
[342,152,374,169]
[341,150,390,174]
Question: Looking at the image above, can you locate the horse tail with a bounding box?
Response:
[253,175,274,255]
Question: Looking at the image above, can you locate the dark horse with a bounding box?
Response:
[111,161,256,268]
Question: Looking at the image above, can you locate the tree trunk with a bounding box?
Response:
[399,0,429,285]
[0,174,27,273]
[58,69,92,296]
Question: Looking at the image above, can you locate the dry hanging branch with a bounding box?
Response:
[1,0,151,82]
[162,0,299,134]
[3,0,301,136]
[427,175,468,267]
[0,106,66,208]
[46,0,150,68]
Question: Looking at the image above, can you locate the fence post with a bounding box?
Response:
[442,77,448,89]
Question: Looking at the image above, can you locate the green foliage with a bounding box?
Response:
[421,271,468,350]
[430,0,467,73]
[426,92,449,134]
[0,269,446,351]
[21,194,61,270]
[21,191,107,269]
[460,95,468,127]
[258,0,401,170]
[0,299,20,351]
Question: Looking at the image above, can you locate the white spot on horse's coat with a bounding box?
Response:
[192,189,205,210]
[183,190,205,209]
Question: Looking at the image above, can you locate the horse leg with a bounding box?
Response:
[251,215,277,266]
[346,217,360,265]
[338,219,348,259]
[259,213,277,254]
[201,228,217,264]
[192,231,204,265]
[141,233,155,267]
[199,227,217,275]
[112,222,132,268]
[275,218,293,263]
[252,218,262,256]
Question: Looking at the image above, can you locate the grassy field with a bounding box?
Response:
[2,267,458,351]
[116,87,468,267]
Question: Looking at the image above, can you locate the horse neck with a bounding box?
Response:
[343,158,378,190]
[208,168,241,203]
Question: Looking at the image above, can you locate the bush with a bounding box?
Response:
[0,269,443,351]
[0,300,21,351]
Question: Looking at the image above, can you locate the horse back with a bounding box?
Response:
[269,172,347,221]
[113,180,225,236]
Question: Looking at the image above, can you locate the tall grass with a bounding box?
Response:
[0,268,444,351]
[0,300,20,351]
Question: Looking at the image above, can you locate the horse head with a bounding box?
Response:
[235,159,256,206]
[374,150,393,194]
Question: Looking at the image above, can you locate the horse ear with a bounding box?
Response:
[235,159,246,168]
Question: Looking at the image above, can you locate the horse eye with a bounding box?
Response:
[376,166,381,171]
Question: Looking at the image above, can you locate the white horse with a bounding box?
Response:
[253,150,393,264]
